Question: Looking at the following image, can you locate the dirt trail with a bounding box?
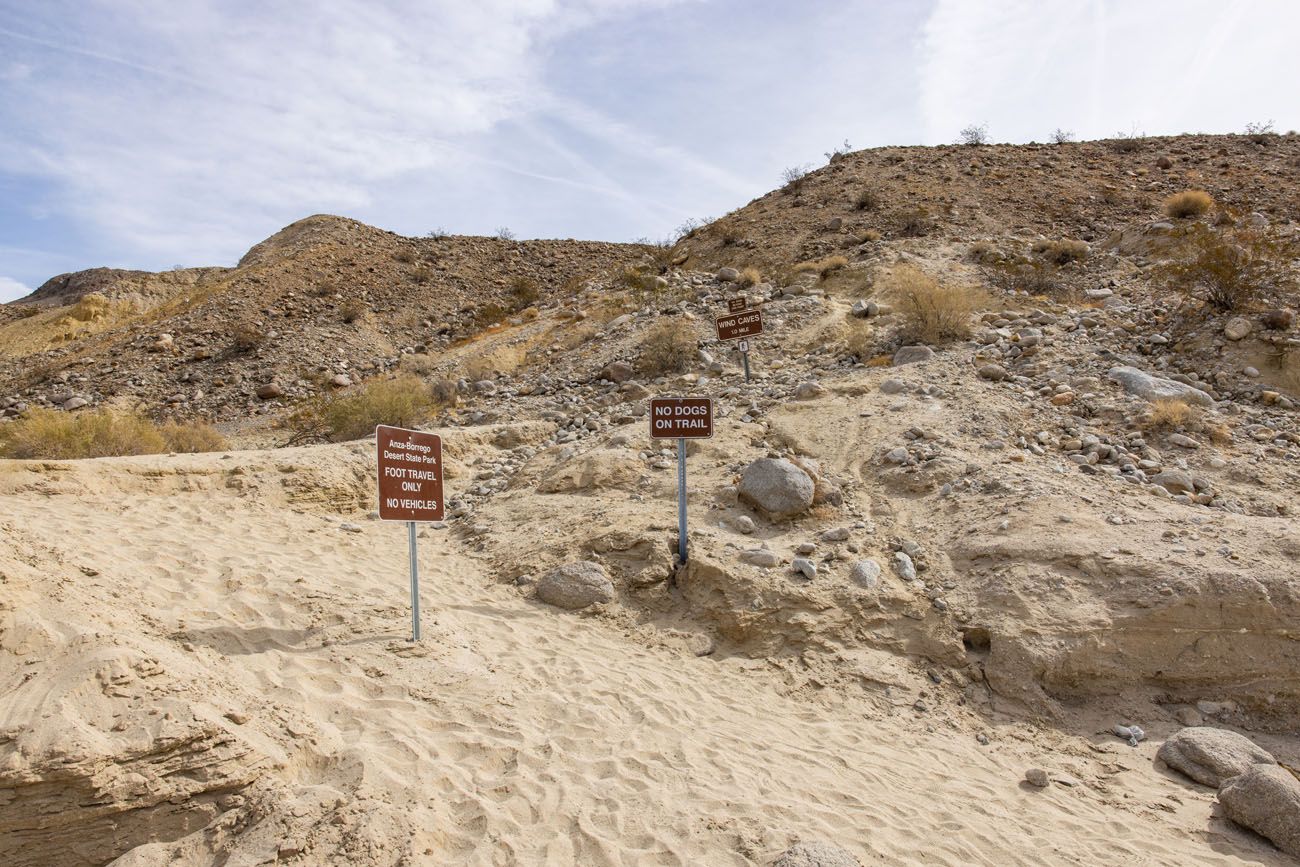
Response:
[2,450,1294,865]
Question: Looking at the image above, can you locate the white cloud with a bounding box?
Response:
[919,0,1300,144]
[0,0,708,269]
[0,276,32,302]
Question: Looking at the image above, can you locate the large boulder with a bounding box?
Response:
[598,361,634,383]
[1218,764,1300,858]
[535,561,615,610]
[892,345,934,365]
[1157,727,1276,787]
[1107,366,1213,406]
[774,840,861,867]
[737,458,814,518]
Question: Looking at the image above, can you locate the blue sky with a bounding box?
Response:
[1,0,1297,301]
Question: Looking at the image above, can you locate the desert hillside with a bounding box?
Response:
[2,133,1299,865]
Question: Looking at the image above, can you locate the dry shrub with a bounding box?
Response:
[1032,239,1089,265]
[982,258,1065,297]
[968,241,1000,264]
[340,299,367,323]
[400,353,438,375]
[13,305,40,319]
[394,248,415,264]
[887,265,982,344]
[860,228,882,242]
[431,378,459,406]
[509,276,541,308]
[1164,190,1214,219]
[159,421,228,453]
[410,264,434,284]
[0,408,166,458]
[794,255,848,280]
[231,324,265,352]
[1157,224,1297,312]
[1141,398,1199,432]
[853,189,881,211]
[781,165,810,194]
[844,322,875,360]
[898,208,935,238]
[70,293,110,322]
[737,267,761,288]
[638,319,697,376]
[472,302,509,330]
[290,375,439,443]
[865,354,893,367]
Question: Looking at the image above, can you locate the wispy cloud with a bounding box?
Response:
[918,0,1299,144]
[0,275,32,302]
[0,0,707,275]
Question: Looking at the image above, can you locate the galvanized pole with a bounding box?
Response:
[408,520,420,641]
[742,350,751,383]
[677,437,688,564]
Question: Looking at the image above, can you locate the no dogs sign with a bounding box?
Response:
[649,397,714,439]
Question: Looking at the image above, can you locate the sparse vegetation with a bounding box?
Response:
[824,139,852,162]
[231,324,265,352]
[70,293,110,322]
[898,208,935,238]
[1050,128,1075,144]
[1245,120,1275,144]
[637,319,697,376]
[853,189,881,211]
[289,375,439,443]
[887,265,982,344]
[426,227,449,240]
[1109,130,1147,153]
[1032,239,1089,265]
[1164,190,1214,219]
[340,299,367,323]
[1157,223,1298,312]
[794,255,848,280]
[509,275,541,308]
[13,305,40,319]
[1141,398,1199,433]
[781,165,811,194]
[958,124,988,146]
[982,258,1066,297]
[158,421,229,453]
[495,227,516,241]
[737,267,761,289]
[844,321,875,360]
[410,263,434,283]
[394,248,415,264]
[472,302,509,330]
[0,408,226,459]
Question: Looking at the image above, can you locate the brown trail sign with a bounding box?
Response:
[649,398,713,564]
[715,308,763,341]
[715,308,763,382]
[727,297,747,313]
[376,425,444,641]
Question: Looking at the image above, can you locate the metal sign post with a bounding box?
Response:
[716,306,763,384]
[376,425,445,641]
[649,397,714,564]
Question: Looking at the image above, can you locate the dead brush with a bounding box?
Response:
[1155,223,1298,312]
[1032,239,1089,265]
[1164,190,1214,219]
[887,265,983,344]
[1140,398,1201,433]
[637,319,697,376]
[794,255,849,280]
[737,267,761,288]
